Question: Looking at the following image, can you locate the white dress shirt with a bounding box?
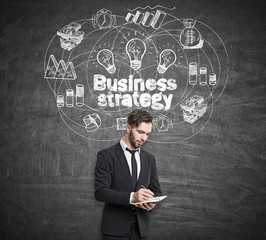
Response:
[120,139,141,179]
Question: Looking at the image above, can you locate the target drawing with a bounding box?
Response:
[44,6,229,143]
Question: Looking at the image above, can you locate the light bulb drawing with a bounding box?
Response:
[125,38,146,71]
[157,49,177,74]
[97,49,116,74]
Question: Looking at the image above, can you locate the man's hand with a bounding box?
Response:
[132,188,160,211]
[132,188,154,203]
[137,202,157,211]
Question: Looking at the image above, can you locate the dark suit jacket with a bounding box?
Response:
[95,142,162,237]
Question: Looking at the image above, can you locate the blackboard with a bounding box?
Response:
[1,0,266,239]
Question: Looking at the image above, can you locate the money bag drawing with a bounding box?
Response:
[180,18,204,49]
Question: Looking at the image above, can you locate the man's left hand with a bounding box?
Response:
[136,202,157,211]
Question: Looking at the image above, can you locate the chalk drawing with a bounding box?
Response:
[157,49,177,74]
[153,115,173,132]
[44,5,229,143]
[116,118,127,130]
[180,18,204,49]
[125,38,146,71]
[44,55,76,80]
[57,22,84,51]
[97,49,116,74]
[92,9,116,29]
[83,113,101,132]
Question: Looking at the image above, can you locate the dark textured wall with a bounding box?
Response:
[1,0,266,239]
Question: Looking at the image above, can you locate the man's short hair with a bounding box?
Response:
[127,109,153,128]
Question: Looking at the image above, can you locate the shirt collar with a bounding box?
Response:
[120,139,140,154]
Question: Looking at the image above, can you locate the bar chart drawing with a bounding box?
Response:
[125,10,166,29]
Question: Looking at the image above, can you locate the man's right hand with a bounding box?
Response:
[132,188,154,203]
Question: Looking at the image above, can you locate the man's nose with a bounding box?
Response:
[141,134,147,141]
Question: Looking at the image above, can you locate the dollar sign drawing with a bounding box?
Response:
[184,29,196,45]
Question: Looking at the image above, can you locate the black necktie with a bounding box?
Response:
[126,148,138,188]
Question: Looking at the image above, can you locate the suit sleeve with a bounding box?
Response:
[95,150,131,206]
[149,156,162,197]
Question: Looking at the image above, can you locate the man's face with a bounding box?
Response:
[127,122,152,149]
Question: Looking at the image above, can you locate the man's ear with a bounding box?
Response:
[126,124,131,134]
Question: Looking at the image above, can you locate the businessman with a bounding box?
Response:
[95,109,162,240]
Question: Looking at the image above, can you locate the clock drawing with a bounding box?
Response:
[93,9,116,29]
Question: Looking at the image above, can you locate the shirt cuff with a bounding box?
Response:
[129,192,134,204]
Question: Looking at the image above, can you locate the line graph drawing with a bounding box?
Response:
[44,55,77,80]
[43,5,229,143]
[127,5,175,12]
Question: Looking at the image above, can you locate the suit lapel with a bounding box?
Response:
[115,143,134,189]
